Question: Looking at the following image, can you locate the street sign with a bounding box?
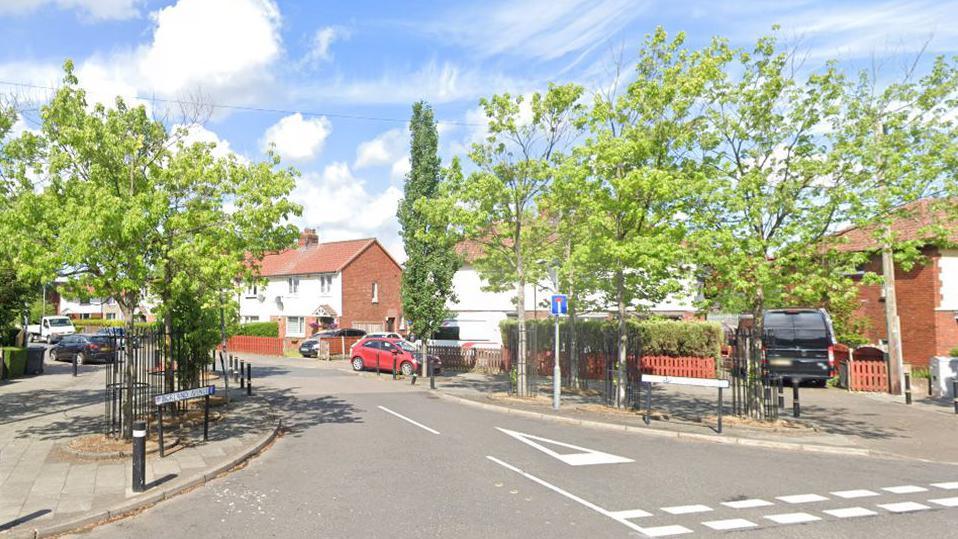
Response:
[550,294,568,316]
[154,385,215,406]
[642,374,730,389]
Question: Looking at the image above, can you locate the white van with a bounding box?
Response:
[27,316,77,343]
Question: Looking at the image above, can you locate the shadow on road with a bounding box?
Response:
[257,387,363,437]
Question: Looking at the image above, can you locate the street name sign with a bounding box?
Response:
[154,385,216,406]
[550,294,568,316]
[641,374,729,389]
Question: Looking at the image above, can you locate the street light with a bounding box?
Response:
[547,260,561,411]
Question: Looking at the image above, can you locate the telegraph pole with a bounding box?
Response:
[876,120,904,395]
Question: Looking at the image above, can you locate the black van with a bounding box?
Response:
[763,309,836,385]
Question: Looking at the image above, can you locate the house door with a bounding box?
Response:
[386,317,395,331]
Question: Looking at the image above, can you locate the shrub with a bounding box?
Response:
[1,347,27,378]
[73,319,160,333]
[950,346,958,357]
[500,317,723,358]
[233,321,279,338]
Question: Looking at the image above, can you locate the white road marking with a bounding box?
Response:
[661,504,713,515]
[878,501,930,513]
[931,481,958,490]
[928,497,958,507]
[486,456,679,536]
[608,509,652,519]
[764,512,821,524]
[882,485,928,494]
[722,499,774,509]
[776,494,829,504]
[823,507,878,518]
[831,489,879,499]
[642,525,694,537]
[495,427,634,466]
[377,406,440,435]
[702,518,758,531]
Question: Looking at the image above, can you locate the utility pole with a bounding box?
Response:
[549,265,561,410]
[876,120,904,396]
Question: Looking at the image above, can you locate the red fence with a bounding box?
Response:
[835,346,889,392]
[640,356,716,379]
[503,350,716,380]
[225,335,285,356]
[321,336,364,356]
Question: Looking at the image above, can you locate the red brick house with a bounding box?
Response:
[833,200,958,367]
[240,229,403,345]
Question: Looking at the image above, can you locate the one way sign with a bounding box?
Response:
[550,294,568,316]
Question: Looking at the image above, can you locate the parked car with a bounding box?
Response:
[27,316,76,343]
[366,331,402,340]
[95,327,129,349]
[50,334,117,365]
[299,328,367,358]
[763,308,836,385]
[350,337,441,375]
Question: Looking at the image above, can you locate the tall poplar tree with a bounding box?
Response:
[397,101,460,349]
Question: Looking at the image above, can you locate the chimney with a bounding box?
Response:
[298,228,319,248]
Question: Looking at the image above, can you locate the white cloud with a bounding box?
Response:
[0,0,141,20]
[354,128,412,182]
[303,26,349,65]
[429,0,649,61]
[390,157,411,181]
[293,162,405,259]
[261,113,332,162]
[174,123,246,162]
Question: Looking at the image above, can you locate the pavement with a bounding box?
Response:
[61,355,958,538]
[0,348,279,538]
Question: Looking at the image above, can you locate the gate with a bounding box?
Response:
[726,327,779,421]
[104,328,212,438]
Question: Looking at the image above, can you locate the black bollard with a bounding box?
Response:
[132,420,146,492]
[429,359,436,390]
[904,373,912,405]
[953,380,958,414]
[203,395,210,441]
[777,377,785,411]
[792,380,800,418]
[392,355,397,380]
[246,363,252,396]
[240,360,245,389]
[73,353,78,377]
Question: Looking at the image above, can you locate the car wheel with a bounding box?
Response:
[351,357,364,371]
[400,361,414,376]
[50,350,58,362]
[76,352,85,366]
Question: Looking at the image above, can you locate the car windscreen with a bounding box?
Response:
[48,318,72,327]
[90,336,112,345]
[433,326,460,341]
[765,312,829,349]
[398,341,417,352]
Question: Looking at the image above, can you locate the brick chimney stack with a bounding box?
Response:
[298,228,319,247]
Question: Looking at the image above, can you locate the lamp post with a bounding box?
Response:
[549,262,561,411]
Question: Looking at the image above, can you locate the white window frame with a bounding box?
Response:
[106,313,116,320]
[319,274,332,295]
[371,281,379,304]
[288,277,299,295]
[286,316,305,337]
[245,285,258,299]
[242,316,259,324]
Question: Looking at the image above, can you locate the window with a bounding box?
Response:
[79,298,90,306]
[288,277,299,295]
[371,281,379,304]
[80,313,91,320]
[242,316,259,323]
[245,285,258,298]
[286,316,305,337]
[319,275,332,294]
[106,313,116,320]
[364,340,382,350]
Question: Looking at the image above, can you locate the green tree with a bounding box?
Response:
[573,29,730,406]
[397,101,460,348]
[450,84,583,397]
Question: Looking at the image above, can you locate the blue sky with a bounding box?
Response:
[2,0,957,258]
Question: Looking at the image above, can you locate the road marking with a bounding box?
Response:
[878,501,930,513]
[776,494,829,504]
[823,507,878,518]
[882,485,927,494]
[722,499,774,509]
[608,509,652,519]
[642,525,693,537]
[486,456,677,536]
[377,406,440,435]
[661,504,712,515]
[928,497,958,507]
[764,512,821,524]
[831,489,879,499]
[931,481,958,490]
[702,518,758,531]
[495,427,634,466]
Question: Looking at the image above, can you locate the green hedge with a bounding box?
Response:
[73,319,160,332]
[500,318,723,359]
[232,321,279,338]
[1,347,26,378]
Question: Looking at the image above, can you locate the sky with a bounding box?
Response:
[1,0,957,260]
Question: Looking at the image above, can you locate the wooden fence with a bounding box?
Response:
[428,346,505,374]
[640,355,716,379]
[835,346,889,392]
[225,335,284,356]
[503,349,717,380]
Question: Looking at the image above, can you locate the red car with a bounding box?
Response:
[350,338,440,376]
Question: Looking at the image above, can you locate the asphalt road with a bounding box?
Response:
[71,361,958,538]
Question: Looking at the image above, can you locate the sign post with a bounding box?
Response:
[154,385,215,457]
[550,294,568,410]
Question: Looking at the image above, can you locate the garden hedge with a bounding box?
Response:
[500,317,723,359]
[232,321,279,338]
[1,347,26,378]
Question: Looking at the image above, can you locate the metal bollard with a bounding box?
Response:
[73,353,78,377]
[240,360,245,388]
[777,377,785,411]
[246,363,251,396]
[953,380,958,414]
[132,420,146,492]
[928,375,932,397]
[392,356,397,380]
[792,381,800,418]
[904,373,912,405]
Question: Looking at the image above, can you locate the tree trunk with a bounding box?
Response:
[565,239,579,389]
[118,295,137,439]
[516,255,528,398]
[616,269,627,409]
[751,287,766,419]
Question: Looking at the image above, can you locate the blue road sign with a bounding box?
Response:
[550,294,568,316]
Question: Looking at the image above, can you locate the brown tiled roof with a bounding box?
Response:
[454,240,486,263]
[831,198,958,252]
[255,238,396,276]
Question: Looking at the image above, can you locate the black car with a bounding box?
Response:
[50,334,117,365]
[299,328,367,358]
[763,309,836,385]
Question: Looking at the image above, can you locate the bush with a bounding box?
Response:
[1,347,27,378]
[73,319,160,333]
[950,346,958,357]
[233,321,279,338]
[500,317,723,359]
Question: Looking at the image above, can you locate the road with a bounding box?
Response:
[72,360,958,538]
